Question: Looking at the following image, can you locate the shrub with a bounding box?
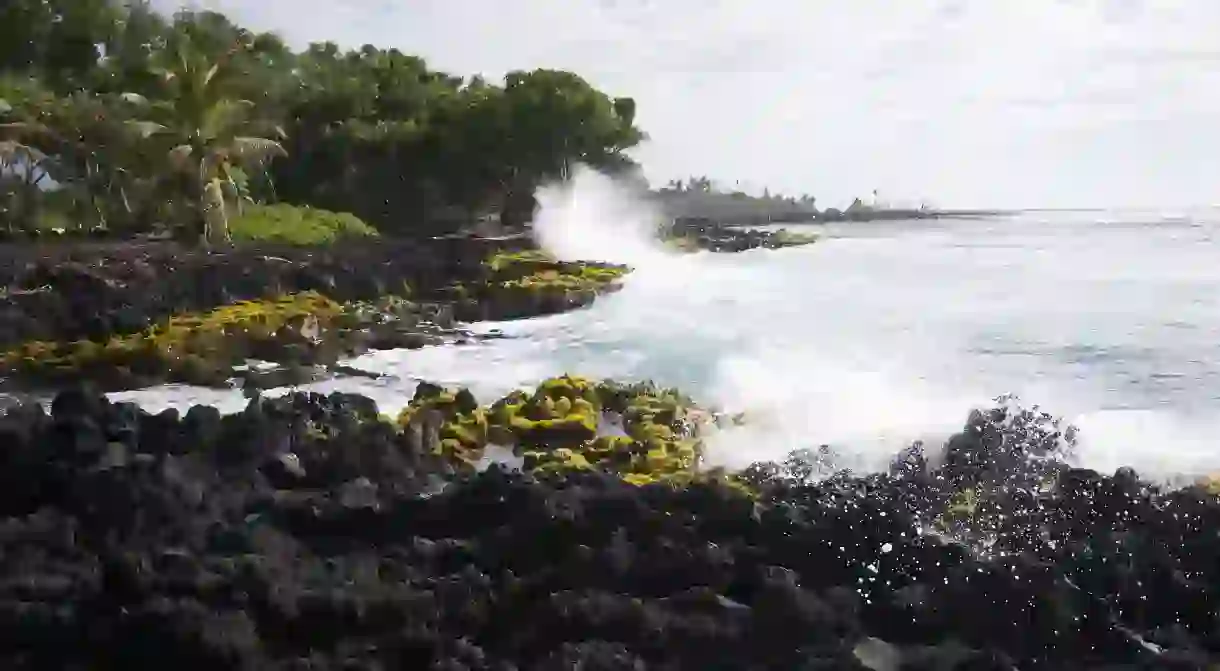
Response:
[229,204,379,246]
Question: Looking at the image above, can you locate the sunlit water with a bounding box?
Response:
[109,172,1220,480]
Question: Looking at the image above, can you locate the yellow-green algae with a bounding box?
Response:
[1194,474,1220,497]
[395,382,489,464]
[394,374,752,493]
[936,487,981,531]
[447,249,629,306]
[772,229,819,247]
[0,290,460,388]
[0,292,351,386]
[662,228,818,253]
[0,249,627,389]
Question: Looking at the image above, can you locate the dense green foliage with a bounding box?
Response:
[229,204,379,246]
[0,1,644,241]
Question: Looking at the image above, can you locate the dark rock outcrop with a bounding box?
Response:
[0,237,529,350]
[665,218,817,253]
[0,385,1215,669]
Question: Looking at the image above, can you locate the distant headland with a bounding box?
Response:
[650,177,1012,226]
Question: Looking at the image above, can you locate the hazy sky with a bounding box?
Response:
[157,0,1220,209]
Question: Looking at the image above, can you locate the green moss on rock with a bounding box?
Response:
[462,250,629,320]
[0,289,462,390]
[415,374,741,490]
[387,375,725,488]
[395,383,489,464]
[0,292,348,388]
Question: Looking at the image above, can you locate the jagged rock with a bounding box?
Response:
[0,237,525,349]
[263,452,307,488]
[0,386,1213,669]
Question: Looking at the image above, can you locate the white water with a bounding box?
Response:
[112,170,1220,480]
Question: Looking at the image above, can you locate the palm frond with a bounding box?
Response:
[119,92,150,106]
[229,137,287,164]
[125,120,167,139]
[0,140,48,164]
[245,120,288,141]
[0,121,55,141]
[204,63,221,89]
[201,98,256,140]
[167,144,195,172]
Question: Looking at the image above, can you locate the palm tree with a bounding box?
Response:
[0,138,49,232]
[130,34,286,245]
[0,91,153,231]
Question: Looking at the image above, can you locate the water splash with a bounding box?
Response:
[1071,409,1220,480]
[105,188,1220,483]
[531,166,989,472]
[531,164,673,269]
[701,356,986,473]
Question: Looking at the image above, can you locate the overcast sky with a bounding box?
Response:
[156,0,1220,209]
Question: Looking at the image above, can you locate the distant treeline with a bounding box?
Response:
[650,176,931,225]
[0,0,643,241]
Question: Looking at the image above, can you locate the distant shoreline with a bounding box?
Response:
[807,208,1015,223]
[671,208,1016,227]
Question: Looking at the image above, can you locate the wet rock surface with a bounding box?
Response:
[0,237,529,349]
[0,385,1215,669]
[0,244,624,393]
[665,218,817,253]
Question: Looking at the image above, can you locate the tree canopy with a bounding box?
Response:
[0,1,645,239]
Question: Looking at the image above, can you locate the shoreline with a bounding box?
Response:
[2,376,1217,667]
[666,209,1016,228]
[0,225,814,395]
[3,233,1219,667]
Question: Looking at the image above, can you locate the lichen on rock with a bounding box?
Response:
[393,374,745,490]
[0,291,463,390]
[452,250,630,321]
[0,292,347,388]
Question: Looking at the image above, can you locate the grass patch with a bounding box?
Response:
[229,204,380,246]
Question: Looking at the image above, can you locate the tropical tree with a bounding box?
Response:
[0,0,120,91]
[0,139,50,231]
[492,69,642,226]
[129,35,286,244]
[684,176,713,193]
[0,87,161,231]
[0,1,647,240]
[0,78,52,231]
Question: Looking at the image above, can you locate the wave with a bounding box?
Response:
[105,167,1220,482]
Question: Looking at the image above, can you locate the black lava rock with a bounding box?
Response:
[0,389,1214,669]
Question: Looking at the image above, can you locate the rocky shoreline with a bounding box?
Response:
[0,381,1215,668]
[0,241,627,393]
[3,232,1218,669]
[0,227,813,395]
[665,218,819,253]
[0,237,523,349]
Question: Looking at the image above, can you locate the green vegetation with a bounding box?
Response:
[484,249,628,291]
[660,175,818,207]
[0,292,347,386]
[0,289,457,388]
[772,229,819,246]
[0,250,627,388]
[394,374,751,491]
[441,249,629,319]
[0,1,644,241]
[229,204,380,246]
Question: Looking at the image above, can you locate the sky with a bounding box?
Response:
[155,0,1220,209]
